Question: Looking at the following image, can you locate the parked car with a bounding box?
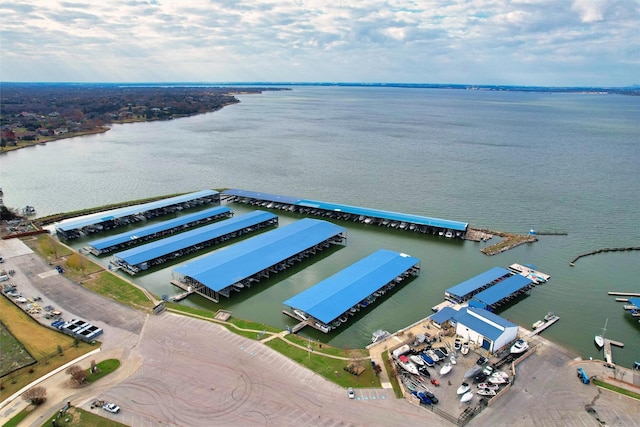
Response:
[347,387,355,399]
[424,391,439,404]
[476,356,488,366]
[103,403,120,414]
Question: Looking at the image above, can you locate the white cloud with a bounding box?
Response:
[0,0,637,85]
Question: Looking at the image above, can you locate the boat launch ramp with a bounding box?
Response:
[171,218,347,302]
[283,249,420,333]
[55,190,220,240]
[222,189,468,239]
[111,211,278,275]
[86,206,232,255]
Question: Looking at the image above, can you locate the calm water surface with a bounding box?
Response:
[1,87,638,367]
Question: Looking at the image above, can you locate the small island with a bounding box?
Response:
[0,83,288,152]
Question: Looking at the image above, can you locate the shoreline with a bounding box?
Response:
[0,94,242,155]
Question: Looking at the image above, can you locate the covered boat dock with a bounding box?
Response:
[111,211,277,275]
[444,266,512,304]
[55,189,220,240]
[171,218,347,302]
[468,274,534,311]
[86,206,232,255]
[283,249,420,333]
[222,189,468,239]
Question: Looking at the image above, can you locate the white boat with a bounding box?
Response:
[371,329,390,343]
[460,391,474,403]
[397,355,420,375]
[461,342,469,355]
[477,388,497,397]
[439,362,452,376]
[410,355,425,366]
[456,382,470,395]
[491,371,509,380]
[293,309,309,320]
[426,349,440,362]
[510,339,529,354]
[477,382,499,391]
[392,344,411,359]
[595,318,608,349]
[488,376,507,385]
[532,320,545,329]
[450,356,457,365]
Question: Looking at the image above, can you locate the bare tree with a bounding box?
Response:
[66,365,87,385]
[22,386,47,405]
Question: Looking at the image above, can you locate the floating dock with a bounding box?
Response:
[608,291,640,297]
[527,314,560,336]
[603,338,624,365]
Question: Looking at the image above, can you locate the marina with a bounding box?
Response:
[111,210,278,274]
[221,189,469,239]
[171,218,347,303]
[283,249,420,333]
[86,206,233,255]
[55,190,220,240]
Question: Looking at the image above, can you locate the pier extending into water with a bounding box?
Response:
[527,314,560,337]
[569,247,640,266]
[603,338,625,365]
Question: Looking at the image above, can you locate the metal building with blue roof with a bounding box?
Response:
[469,274,533,311]
[222,189,468,237]
[56,190,220,239]
[172,218,347,302]
[283,249,420,331]
[111,211,277,275]
[87,206,232,255]
[428,306,518,352]
[444,266,512,303]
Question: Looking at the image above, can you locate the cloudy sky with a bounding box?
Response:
[1,0,638,86]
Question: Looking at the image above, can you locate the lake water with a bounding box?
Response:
[1,86,638,367]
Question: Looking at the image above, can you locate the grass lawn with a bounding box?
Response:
[0,297,97,400]
[21,235,154,311]
[82,272,153,311]
[265,337,381,389]
[593,379,640,400]
[0,320,37,375]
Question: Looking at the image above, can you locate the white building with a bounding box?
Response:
[429,306,518,353]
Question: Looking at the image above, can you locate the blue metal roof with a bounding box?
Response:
[454,307,516,342]
[222,189,468,231]
[113,211,276,266]
[174,218,346,292]
[429,306,457,324]
[470,274,532,307]
[298,199,468,231]
[445,267,511,299]
[283,249,420,324]
[56,190,218,232]
[223,189,302,205]
[88,206,231,251]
